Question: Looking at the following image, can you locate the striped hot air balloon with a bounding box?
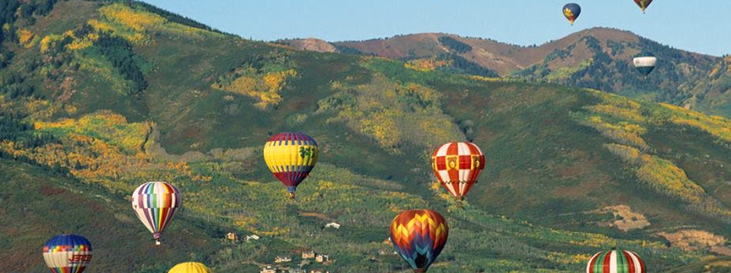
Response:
[634,0,653,13]
[168,262,212,273]
[586,249,646,273]
[132,181,181,245]
[42,234,92,273]
[263,132,318,199]
[431,142,485,200]
[390,209,449,273]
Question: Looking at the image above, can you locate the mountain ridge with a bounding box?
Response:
[281,27,731,117]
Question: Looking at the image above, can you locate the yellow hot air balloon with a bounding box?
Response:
[168,262,212,273]
[263,132,318,199]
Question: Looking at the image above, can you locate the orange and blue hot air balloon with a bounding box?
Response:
[132,181,181,245]
[563,3,582,25]
[390,209,449,273]
[263,132,318,199]
[42,234,92,273]
[634,0,653,13]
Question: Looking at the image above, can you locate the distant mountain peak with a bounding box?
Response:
[278,37,339,53]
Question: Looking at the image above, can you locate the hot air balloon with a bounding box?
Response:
[634,0,653,13]
[633,55,657,77]
[132,181,181,245]
[43,234,92,273]
[431,142,485,201]
[168,262,213,273]
[563,3,582,25]
[263,132,318,199]
[390,209,449,273]
[586,249,645,273]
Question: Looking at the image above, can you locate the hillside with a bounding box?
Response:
[2,0,731,272]
[285,29,731,117]
[0,158,228,273]
[687,56,731,116]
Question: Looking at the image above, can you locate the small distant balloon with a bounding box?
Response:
[633,55,657,77]
[390,209,449,273]
[263,132,318,199]
[132,181,181,245]
[43,234,92,273]
[586,249,645,273]
[168,262,213,273]
[634,0,653,13]
[563,3,582,25]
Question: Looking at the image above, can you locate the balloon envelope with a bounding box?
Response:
[168,262,212,273]
[132,181,181,245]
[43,234,92,273]
[563,3,581,25]
[390,209,449,273]
[263,132,318,198]
[633,56,657,76]
[586,249,645,273]
[431,142,485,200]
[634,0,653,13]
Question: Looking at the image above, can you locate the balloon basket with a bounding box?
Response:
[155,239,161,246]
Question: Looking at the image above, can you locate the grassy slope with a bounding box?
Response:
[1,1,731,272]
[0,159,226,273]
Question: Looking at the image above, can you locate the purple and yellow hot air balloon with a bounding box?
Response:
[132,181,181,245]
[390,209,449,273]
[586,249,646,273]
[43,234,92,273]
[263,132,318,199]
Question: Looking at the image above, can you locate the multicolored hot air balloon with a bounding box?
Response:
[168,262,213,273]
[586,249,645,273]
[43,234,92,273]
[563,3,582,25]
[431,142,485,201]
[132,181,181,245]
[263,132,318,199]
[390,209,449,273]
[634,0,653,13]
[633,55,657,77]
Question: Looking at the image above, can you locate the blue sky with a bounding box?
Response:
[141,0,731,56]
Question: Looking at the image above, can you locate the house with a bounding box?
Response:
[299,259,310,267]
[260,266,276,273]
[225,232,238,242]
[289,269,306,273]
[246,234,261,242]
[311,269,329,273]
[324,222,341,229]
[275,256,292,263]
[315,254,329,263]
[302,250,316,259]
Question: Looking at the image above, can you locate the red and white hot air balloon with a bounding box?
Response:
[431,142,485,200]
